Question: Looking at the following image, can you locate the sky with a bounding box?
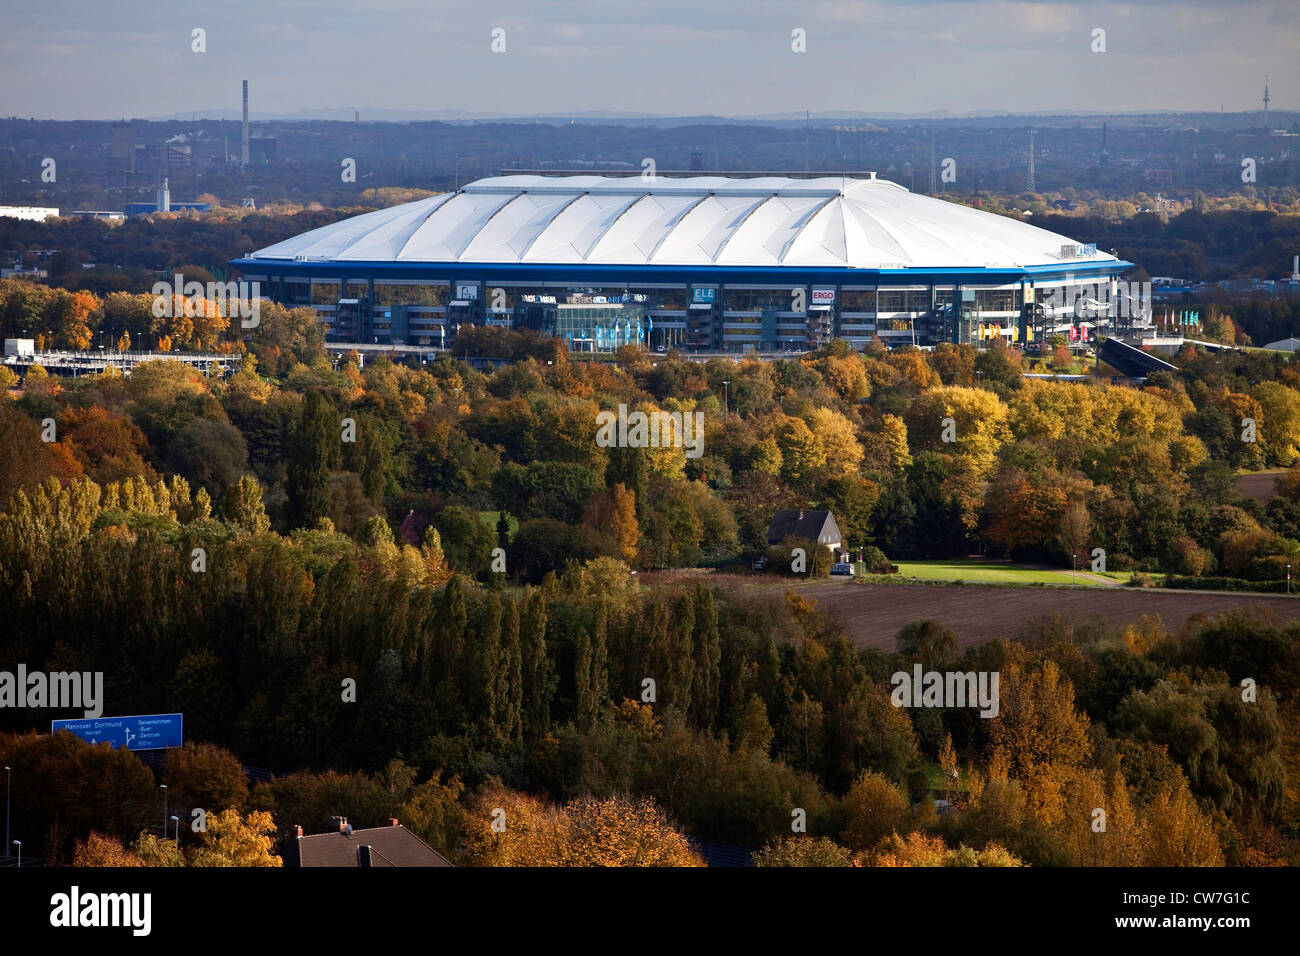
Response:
[0,0,1295,120]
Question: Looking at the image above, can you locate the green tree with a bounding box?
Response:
[223,474,271,533]
[287,391,337,530]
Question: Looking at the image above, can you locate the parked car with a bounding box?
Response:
[830,562,855,576]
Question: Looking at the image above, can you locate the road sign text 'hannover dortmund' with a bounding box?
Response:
[51,713,183,751]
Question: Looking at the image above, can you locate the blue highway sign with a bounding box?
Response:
[51,713,183,751]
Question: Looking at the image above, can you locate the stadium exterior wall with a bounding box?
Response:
[229,257,1131,353]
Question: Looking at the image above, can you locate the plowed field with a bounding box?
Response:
[801,581,1300,650]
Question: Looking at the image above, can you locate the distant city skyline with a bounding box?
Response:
[0,0,1295,121]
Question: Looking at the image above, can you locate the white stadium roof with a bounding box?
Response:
[250,175,1119,271]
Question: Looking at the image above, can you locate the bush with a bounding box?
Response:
[861,546,898,574]
[1162,575,1286,593]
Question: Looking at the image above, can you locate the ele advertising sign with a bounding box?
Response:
[51,713,183,751]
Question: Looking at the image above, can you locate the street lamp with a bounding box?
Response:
[160,785,168,836]
[12,840,20,868]
[1072,552,1077,585]
[722,380,730,419]
[1288,563,1291,595]
[171,816,180,847]
[3,766,9,858]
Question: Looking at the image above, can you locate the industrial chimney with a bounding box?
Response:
[1027,129,1036,193]
[242,80,250,166]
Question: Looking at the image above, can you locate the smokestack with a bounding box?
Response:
[388,818,399,827]
[1027,129,1036,193]
[294,825,303,838]
[242,80,250,166]
[929,129,936,194]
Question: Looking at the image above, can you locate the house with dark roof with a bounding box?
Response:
[765,509,843,553]
[284,817,454,868]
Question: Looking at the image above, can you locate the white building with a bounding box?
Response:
[0,206,60,222]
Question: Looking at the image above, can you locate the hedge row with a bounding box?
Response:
[1161,575,1292,593]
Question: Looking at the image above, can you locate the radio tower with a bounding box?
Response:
[1264,76,1270,129]
[1026,129,1036,192]
[241,80,250,166]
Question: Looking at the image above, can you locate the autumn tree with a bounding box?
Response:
[841,770,910,851]
[133,832,185,867]
[73,832,144,867]
[1056,500,1093,566]
[905,386,1010,477]
[223,474,271,534]
[162,741,249,812]
[987,660,1092,824]
[186,809,283,867]
[1139,783,1225,866]
[462,787,702,866]
[753,836,853,867]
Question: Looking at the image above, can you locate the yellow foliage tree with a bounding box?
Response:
[775,414,827,484]
[186,809,283,867]
[73,832,145,867]
[1139,784,1224,866]
[987,660,1092,825]
[463,787,701,867]
[753,836,853,866]
[906,385,1010,477]
[841,770,910,851]
[608,482,640,563]
[806,407,865,477]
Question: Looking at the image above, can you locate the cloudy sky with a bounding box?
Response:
[1,0,1295,120]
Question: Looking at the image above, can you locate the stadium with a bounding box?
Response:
[230,174,1134,353]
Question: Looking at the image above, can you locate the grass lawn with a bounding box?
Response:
[923,762,970,794]
[1094,570,1136,583]
[890,559,1115,587]
[478,510,518,538]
